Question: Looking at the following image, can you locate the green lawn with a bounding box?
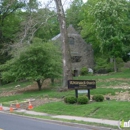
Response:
[75,69,130,80]
[33,100,130,121]
[0,69,130,121]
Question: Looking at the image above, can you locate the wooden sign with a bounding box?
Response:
[68,80,96,90]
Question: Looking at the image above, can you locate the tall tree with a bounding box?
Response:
[80,0,130,72]
[35,9,59,42]
[0,0,25,63]
[54,0,72,88]
[79,0,101,57]
[121,0,130,61]
[10,1,59,58]
[0,0,25,43]
[0,0,26,85]
[66,0,84,31]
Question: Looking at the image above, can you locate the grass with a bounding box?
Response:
[0,80,32,93]
[0,87,126,103]
[33,100,130,121]
[75,69,130,80]
[0,68,130,125]
[14,112,119,130]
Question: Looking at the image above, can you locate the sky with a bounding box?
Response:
[38,0,88,10]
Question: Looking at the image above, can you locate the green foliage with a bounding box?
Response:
[35,9,59,42]
[64,96,89,104]
[89,0,128,57]
[79,0,101,57]
[77,96,89,104]
[79,0,130,66]
[0,1,25,65]
[0,0,25,43]
[80,67,88,75]
[66,0,84,30]
[94,57,124,73]
[64,96,77,104]
[94,57,113,73]
[92,95,104,102]
[116,57,124,71]
[0,41,62,84]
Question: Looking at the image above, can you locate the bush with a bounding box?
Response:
[92,95,104,102]
[77,96,89,104]
[116,57,124,71]
[64,96,77,104]
[94,58,113,74]
[80,67,88,76]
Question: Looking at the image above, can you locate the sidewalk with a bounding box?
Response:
[1,106,119,128]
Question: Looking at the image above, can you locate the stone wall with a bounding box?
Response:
[52,25,94,76]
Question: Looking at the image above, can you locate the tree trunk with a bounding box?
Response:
[51,78,54,84]
[36,79,42,91]
[54,0,72,88]
[0,79,1,86]
[113,57,117,72]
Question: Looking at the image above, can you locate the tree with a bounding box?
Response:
[79,0,130,72]
[66,0,84,31]
[79,0,101,57]
[54,0,72,88]
[0,0,25,64]
[0,0,26,85]
[0,0,25,43]
[35,9,59,42]
[121,0,130,61]
[12,1,59,53]
[0,40,62,90]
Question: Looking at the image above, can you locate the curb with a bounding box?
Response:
[0,107,118,130]
[0,111,118,130]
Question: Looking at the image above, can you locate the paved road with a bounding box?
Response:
[0,113,92,130]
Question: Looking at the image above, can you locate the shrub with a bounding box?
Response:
[94,57,113,74]
[80,67,88,76]
[77,96,89,104]
[64,96,77,104]
[92,95,104,102]
[116,57,124,71]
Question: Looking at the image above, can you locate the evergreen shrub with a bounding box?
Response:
[80,67,88,76]
[77,96,89,104]
[64,96,77,104]
[92,94,104,102]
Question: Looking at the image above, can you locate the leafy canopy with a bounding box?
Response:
[79,0,130,58]
[0,40,62,83]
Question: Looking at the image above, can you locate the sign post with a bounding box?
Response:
[88,89,90,100]
[68,80,96,99]
[75,89,78,98]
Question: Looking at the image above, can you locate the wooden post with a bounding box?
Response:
[75,89,78,98]
[88,89,90,100]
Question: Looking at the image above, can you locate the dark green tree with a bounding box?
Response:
[0,0,25,64]
[66,0,84,31]
[0,0,26,85]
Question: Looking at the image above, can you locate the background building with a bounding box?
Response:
[52,25,94,76]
